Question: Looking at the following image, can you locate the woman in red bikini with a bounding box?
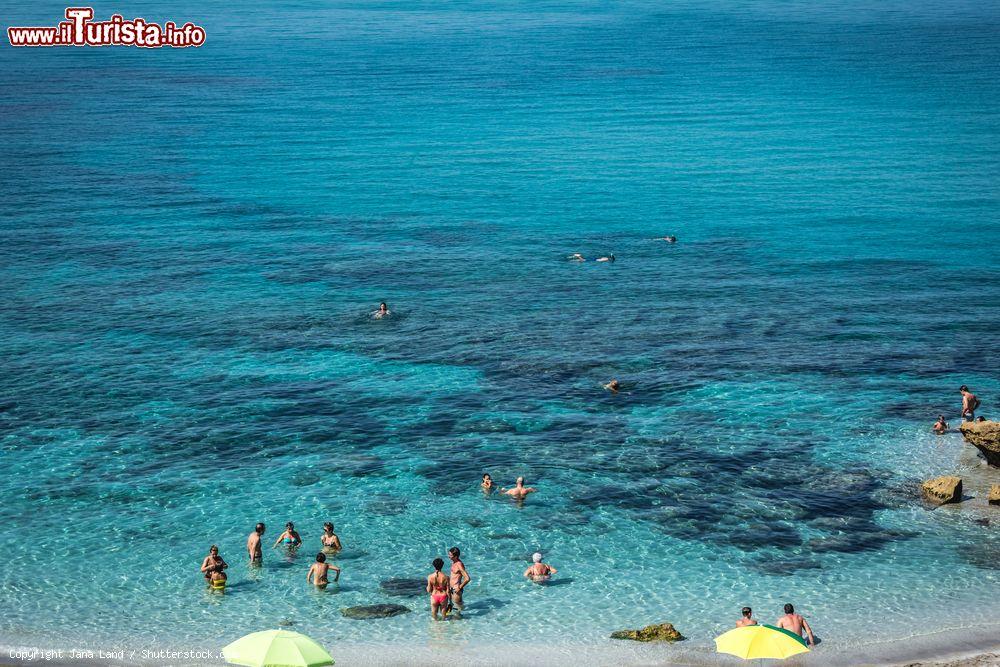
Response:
[426,558,449,620]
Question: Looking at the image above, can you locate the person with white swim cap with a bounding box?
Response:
[524,552,557,582]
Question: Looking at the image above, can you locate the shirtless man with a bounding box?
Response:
[604,379,620,393]
[524,552,557,582]
[426,558,449,620]
[446,547,470,618]
[247,522,265,564]
[306,552,340,588]
[200,545,228,589]
[736,606,757,627]
[657,236,677,243]
[500,477,537,499]
[961,385,981,421]
[596,254,615,262]
[321,522,342,553]
[776,603,815,646]
[933,415,949,434]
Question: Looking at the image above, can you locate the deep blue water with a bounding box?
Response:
[1,0,999,659]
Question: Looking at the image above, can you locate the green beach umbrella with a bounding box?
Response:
[223,629,334,667]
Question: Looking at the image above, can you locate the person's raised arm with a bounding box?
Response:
[200,557,211,573]
[802,618,815,646]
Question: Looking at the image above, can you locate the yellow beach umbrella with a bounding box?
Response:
[223,630,334,667]
[715,624,810,660]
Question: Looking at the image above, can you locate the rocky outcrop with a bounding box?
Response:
[921,476,962,505]
[610,623,685,642]
[340,604,411,620]
[379,578,426,597]
[959,420,1000,467]
[989,485,1000,506]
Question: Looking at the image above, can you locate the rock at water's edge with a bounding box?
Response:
[610,623,685,642]
[989,485,1000,506]
[959,420,1000,467]
[921,476,962,505]
[340,604,411,620]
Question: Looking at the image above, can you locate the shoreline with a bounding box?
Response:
[3,623,998,666]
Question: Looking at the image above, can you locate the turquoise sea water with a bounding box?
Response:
[2,0,1000,661]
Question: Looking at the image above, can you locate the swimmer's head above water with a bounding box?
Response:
[742,607,752,618]
[482,473,493,487]
[605,379,620,392]
[255,522,266,534]
[323,522,335,533]
[532,552,543,563]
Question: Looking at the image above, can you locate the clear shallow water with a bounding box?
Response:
[1,0,1000,660]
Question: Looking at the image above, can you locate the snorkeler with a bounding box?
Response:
[596,254,615,262]
[427,557,449,620]
[500,477,537,499]
[933,415,949,433]
[273,522,302,548]
[568,253,585,262]
[200,545,228,590]
[321,522,342,552]
[736,607,758,627]
[446,547,471,618]
[657,235,677,243]
[306,552,340,588]
[524,552,557,583]
[481,473,496,493]
[604,379,620,393]
[374,302,391,319]
[247,522,265,564]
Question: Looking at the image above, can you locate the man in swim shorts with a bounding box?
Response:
[446,547,470,618]
[961,385,981,421]
[501,477,537,499]
[736,606,757,627]
[306,552,340,588]
[426,557,449,620]
[776,603,815,646]
[247,522,265,564]
[524,552,557,582]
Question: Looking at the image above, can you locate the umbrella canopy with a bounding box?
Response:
[223,630,334,667]
[715,624,810,660]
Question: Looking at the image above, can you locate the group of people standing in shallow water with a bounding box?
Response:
[199,475,553,620]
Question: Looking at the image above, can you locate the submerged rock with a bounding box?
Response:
[989,485,1000,506]
[379,578,426,597]
[340,604,411,619]
[610,623,685,642]
[959,420,1000,467]
[922,476,963,505]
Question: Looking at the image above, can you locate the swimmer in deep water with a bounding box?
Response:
[247,522,265,564]
[932,415,949,434]
[500,476,537,499]
[426,557,449,620]
[321,522,342,553]
[373,302,391,319]
[273,522,302,548]
[656,235,677,243]
[736,606,758,627]
[481,473,496,494]
[568,253,585,262]
[524,552,557,583]
[306,552,340,588]
[604,378,620,393]
[596,254,615,262]
[200,545,228,589]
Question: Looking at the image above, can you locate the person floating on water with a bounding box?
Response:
[736,606,757,627]
[306,552,339,588]
[568,253,585,262]
[200,545,228,590]
[776,603,815,647]
[604,378,620,393]
[426,557,450,621]
[373,302,391,319]
[657,235,677,243]
[933,415,949,434]
[274,522,302,548]
[247,522,265,564]
[481,473,496,494]
[596,254,615,262]
[446,547,471,618]
[960,385,981,421]
[321,522,342,553]
[524,552,557,583]
[500,477,537,499]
